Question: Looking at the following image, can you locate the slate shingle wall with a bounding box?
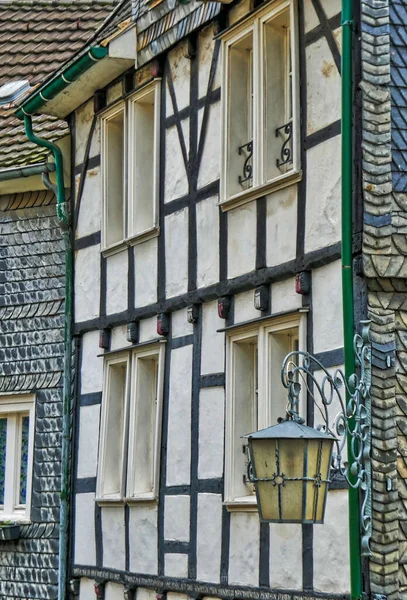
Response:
[391,0,407,191]
[0,194,64,600]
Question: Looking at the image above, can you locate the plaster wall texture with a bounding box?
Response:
[166,344,193,486]
[198,387,225,479]
[234,289,260,323]
[139,316,159,342]
[165,553,189,578]
[165,125,189,202]
[75,167,101,238]
[110,324,132,350]
[75,245,101,322]
[196,194,220,288]
[165,208,189,298]
[166,45,191,116]
[134,238,158,307]
[75,493,96,566]
[106,81,123,105]
[80,331,103,394]
[306,37,341,136]
[137,588,158,600]
[320,0,341,20]
[129,504,158,574]
[229,512,260,586]
[172,308,193,338]
[227,201,257,279]
[266,185,298,267]
[271,277,302,314]
[196,493,223,582]
[197,102,221,189]
[75,99,97,165]
[164,495,190,541]
[101,506,126,571]
[305,136,341,253]
[76,404,100,479]
[313,490,350,592]
[105,582,125,600]
[106,250,128,315]
[200,300,225,375]
[303,0,319,32]
[269,524,302,589]
[312,260,343,353]
[79,577,96,600]
[198,24,221,98]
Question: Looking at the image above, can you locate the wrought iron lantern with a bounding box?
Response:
[244,322,372,556]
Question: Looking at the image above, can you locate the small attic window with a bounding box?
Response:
[0,80,30,106]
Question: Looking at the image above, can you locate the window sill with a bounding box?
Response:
[0,524,20,541]
[224,497,258,512]
[126,495,158,505]
[220,170,302,212]
[95,497,125,507]
[102,227,159,257]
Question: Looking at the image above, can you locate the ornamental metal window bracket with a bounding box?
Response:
[246,320,372,556]
[275,121,293,168]
[238,140,253,185]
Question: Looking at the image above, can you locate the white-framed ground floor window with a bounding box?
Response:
[0,394,35,521]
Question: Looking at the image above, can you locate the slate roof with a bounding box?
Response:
[0,0,115,170]
[390,0,407,191]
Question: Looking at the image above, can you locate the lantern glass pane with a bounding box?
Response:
[305,438,333,523]
[279,438,305,521]
[252,438,280,520]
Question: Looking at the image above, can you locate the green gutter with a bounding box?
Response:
[0,162,55,181]
[16,46,107,119]
[341,1,362,599]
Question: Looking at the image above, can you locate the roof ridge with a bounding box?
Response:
[0,0,117,7]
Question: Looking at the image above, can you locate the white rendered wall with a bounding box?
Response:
[80,331,103,394]
[197,493,223,582]
[75,245,100,322]
[75,493,96,566]
[76,404,100,479]
[101,507,126,571]
[129,505,158,573]
[198,387,224,479]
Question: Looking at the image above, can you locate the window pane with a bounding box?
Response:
[103,361,127,496]
[19,416,29,505]
[105,110,125,247]
[264,9,293,181]
[269,327,297,424]
[0,418,7,505]
[227,32,254,198]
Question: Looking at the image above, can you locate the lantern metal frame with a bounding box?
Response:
[246,320,372,556]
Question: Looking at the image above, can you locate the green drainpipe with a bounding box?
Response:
[341,1,363,599]
[23,114,73,600]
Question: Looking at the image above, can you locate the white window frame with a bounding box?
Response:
[101,79,161,255]
[225,313,306,510]
[0,394,35,522]
[96,342,165,505]
[220,0,300,209]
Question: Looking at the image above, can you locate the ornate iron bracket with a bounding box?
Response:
[278,321,372,556]
[238,140,253,185]
[275,121,293,168]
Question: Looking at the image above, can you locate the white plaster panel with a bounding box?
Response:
[200,300,225,375]
[106,250,128,315]
[172,308,193,339]
[166,345,192,486]
[266,186,297,267]
[75,100,95,165]
[312,260,343,353]
[305,136,341,253]
[314,490,350,593]
[167,45,191,116]
[75,246,100,322]
[134,238,158,308]
[306,37,341,136]
[129,505,158,574]
[234,290,259,323]
[165,555,189,578]
[79,578,96,600]
[106,82,123,105]
[229,512,259,586]
[167,594,188,600]
[165,209,189,298]
[110,325,132,350]
[77,405,100,479]
[139,317,158,342]
[74,493,96,565]
[333,26,342,53]
[105,582,125,600]
[137,589,157,600]
[196,195,219,288]
[164,495,190,541]
[101,506,126,571]
[198,24,221,98]
[269,524,302,589]
[197,494,222,582]
[321,0,341,19]
[271,278,302,314]
[227,202,256,279]
[198,388,224,479]
[80,330,103,394]
[76,167,101,238]
[165,125,189,203]
[303,0,319,32]
[197,102,221,189]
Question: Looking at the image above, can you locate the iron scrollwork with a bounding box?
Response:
[238,140,253,185]
[279,320,372,556]
[275,121,293,168]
